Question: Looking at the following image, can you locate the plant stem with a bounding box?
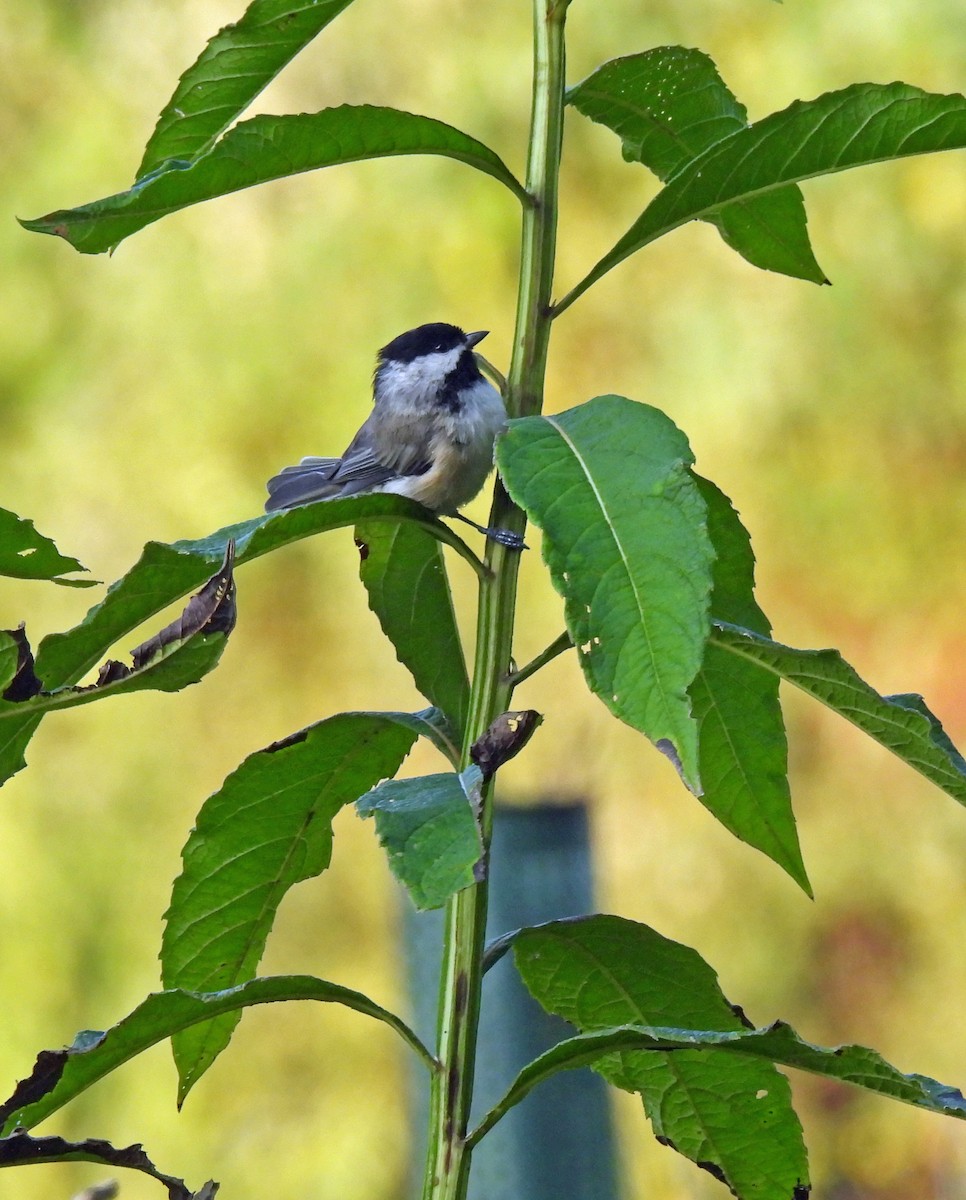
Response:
[420,4,568,1198]
[507,630,573,690]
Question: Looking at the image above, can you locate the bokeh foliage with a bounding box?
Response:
[3,0,966,1196]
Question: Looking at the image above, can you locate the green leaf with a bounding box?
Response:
[564,81,966,307]
[0,495,476,791]
[0,507,93,586]
[711,622,966,805]
[356,518,470,748]
[0,974,431,1135]
[567,48,826,284]
[496,396,713,793]
[36,496,475,692]
[471,1020,966,1148]
[690,477,809,894]
[0,633,17,695]
[0,716,41,791]
[138,0,358,178]
[512,915,809,1199]
[22,106,527,255]
[162,709,438,1100]
[356,765,484,910]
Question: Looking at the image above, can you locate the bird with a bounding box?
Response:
[265,322,524,548]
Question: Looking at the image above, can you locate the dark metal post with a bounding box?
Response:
[404,802,621,1199]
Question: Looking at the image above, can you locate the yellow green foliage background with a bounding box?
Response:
[3,1,966,1196]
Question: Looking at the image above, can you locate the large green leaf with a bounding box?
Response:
[568,48,826,284]
[356,765,484,910]
[471,1019,966,1148]
[0,507,92,586]
[711,622,966,804]
[690,477,808,893]
[513,916,808,1199]
[356,518,470,746]
[162,709,446,1100]
[138,0,358,178]
[0,974,431,1136]
[22,106,527,255]
[0,495,475,790]
[561,82,966,309]
[497,396,713,793]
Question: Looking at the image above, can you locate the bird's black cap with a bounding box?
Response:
[379,323,477,364]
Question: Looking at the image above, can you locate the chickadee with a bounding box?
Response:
[265,322,524,548]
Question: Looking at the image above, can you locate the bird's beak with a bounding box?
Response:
[466,330,489,348]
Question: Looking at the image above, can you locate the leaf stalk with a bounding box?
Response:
[506,630,573,690]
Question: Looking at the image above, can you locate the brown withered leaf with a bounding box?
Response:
[1,625,43,702]
[94,660,131,687]
[130,540,236,671]
[470,710,543,780]
[0,1130,217,1199]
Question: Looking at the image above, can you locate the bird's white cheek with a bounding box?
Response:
[377,348,464,410]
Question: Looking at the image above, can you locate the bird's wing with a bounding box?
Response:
[265,416,434,513]
[334,415,431,484]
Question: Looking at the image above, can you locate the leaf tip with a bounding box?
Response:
[18,213,70,240]
[655,737,702,795]
[16,214,44,233]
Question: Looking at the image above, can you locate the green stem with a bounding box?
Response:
[420,4,568,1199]
[507,630,573,691]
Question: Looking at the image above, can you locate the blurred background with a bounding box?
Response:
[3,0,966,1196]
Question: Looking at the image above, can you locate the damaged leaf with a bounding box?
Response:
[112,538,236,677]
[0,543,235,722]
[1,975,432,1136]
[0,1130,216,1200]
[0,506,94,586]
[0,626,42,702]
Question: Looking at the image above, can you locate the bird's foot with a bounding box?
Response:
[452,512,528,551]
[486,526,528,551]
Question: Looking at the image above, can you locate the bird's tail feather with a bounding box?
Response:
[265,458,341,512]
